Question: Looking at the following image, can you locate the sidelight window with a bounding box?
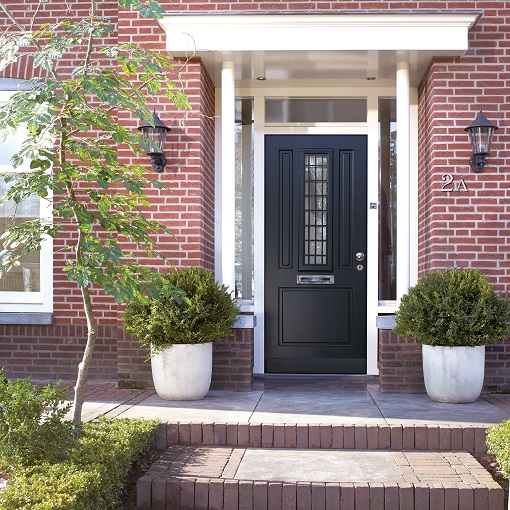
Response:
[378,98,397,301]
[235,97,254,300]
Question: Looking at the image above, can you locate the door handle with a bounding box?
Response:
[355,252,365,261]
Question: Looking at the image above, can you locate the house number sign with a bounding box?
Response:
[441,173,469,193]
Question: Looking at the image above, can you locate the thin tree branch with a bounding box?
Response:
[29,1,43,32]
[82,1,96,72]
[0,1,63,84]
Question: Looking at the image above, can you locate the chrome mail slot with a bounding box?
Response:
[297,275,334,285]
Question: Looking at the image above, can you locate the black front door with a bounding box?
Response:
[264,135,367,373]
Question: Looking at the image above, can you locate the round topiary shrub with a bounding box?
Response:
[122,266,239,353]
[394,267,510,347]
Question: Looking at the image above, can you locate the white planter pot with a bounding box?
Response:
[422,344,485,403]
[151,343,212,400]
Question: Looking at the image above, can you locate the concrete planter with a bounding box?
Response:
[422,344,485,403]
[151,343,212,400]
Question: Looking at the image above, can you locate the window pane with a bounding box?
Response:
[235,97,254,300]
[266,98,367,123]
[0,128,25,166]
[0,177,41,292]
[378,98,397,301]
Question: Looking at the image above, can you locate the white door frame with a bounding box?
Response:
[216,86,419,375]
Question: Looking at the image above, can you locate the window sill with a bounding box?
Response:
[233,314,256,329]
[376,315,396,330]
[0,313,53,325]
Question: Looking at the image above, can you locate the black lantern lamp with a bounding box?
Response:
[464,110,498,173]
[138,109,171,173]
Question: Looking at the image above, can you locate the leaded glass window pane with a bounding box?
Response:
[304,154,328,266]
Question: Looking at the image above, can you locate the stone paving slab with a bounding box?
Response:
[112,390,263,423]
[235,449,405,483]
[143,446,500,488]
[370,389,510,426]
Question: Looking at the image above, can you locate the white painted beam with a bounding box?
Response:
[160,14,479,53]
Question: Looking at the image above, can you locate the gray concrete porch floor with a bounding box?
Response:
[77,375,510,427]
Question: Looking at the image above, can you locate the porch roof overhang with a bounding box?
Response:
[159,13,480,87]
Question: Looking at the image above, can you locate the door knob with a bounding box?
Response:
[355,252,365,261]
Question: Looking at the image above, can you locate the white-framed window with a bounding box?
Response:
[0,85,53,315]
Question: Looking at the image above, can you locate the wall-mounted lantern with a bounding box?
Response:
[138,109,171,173]
[464,110,498,173]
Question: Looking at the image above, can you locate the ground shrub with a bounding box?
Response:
[487,419,510,480]
[0,416,159,510]
[0,371,74,470]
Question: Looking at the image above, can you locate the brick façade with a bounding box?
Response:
[1,0,510,391]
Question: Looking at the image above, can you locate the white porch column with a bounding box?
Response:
[220,60,236,292]
[396,54,411,301]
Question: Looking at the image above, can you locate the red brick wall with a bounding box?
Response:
[212,328,254,391]
[413,2,510,391]
[0,325,118,382]
[1,324,253,391]
[3,0,510,391]
[415,4,510,284]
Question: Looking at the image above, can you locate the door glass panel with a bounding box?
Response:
[304,154,328,266]
[378,98,397,301]
[266,98,367,123]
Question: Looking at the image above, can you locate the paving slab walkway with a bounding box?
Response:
[61,377,510,509]
[67,376,510,428]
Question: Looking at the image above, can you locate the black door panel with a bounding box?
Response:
[264,135,367,374]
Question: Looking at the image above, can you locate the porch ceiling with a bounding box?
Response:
[159,13,480,88]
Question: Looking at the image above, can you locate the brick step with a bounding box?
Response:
[153,422,490,454]
[136,446,504,510]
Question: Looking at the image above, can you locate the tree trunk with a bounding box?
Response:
[72,284,97,426]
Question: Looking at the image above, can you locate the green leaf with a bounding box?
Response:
[97,198,110,214]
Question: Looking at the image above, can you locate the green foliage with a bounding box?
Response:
[0,371,74,470]
[487,419,510,480]
[0,1,191,306]
[394,267,510,346]
[0,0,191,423]
[0,416,159,510]
[123,266,240,351]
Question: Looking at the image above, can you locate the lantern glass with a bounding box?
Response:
[468,126,494,155]
[141,126,166,154]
